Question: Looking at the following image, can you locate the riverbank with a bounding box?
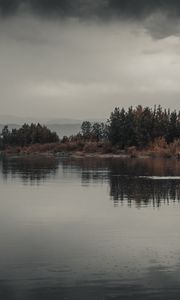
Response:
[2,139,180,160]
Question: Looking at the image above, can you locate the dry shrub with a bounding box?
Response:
[24,143,58,154]
[76,141,85,151]
[83,142,98,153]
[55,143,69,152]
[150,137,168,151]
[148,138,180,158]
[148,137,171,158]
[5,146,21,154]
[158,148,172,158]
[169,139,180,156]
[65,142,78,151]
[101,142,113,154]
[53,141,85,153]
[127,146,138,158]
[147,149,171,158]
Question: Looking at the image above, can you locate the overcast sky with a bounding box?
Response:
[1,0,180,120]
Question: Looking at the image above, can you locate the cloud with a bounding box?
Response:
[1,2,180,119]
[0,0,180,19]
[1,1,180,40]
[1,14,180,119]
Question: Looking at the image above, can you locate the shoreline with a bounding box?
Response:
[1,149,180,160]
[1,141,180,160]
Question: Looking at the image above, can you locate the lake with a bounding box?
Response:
[1,156,180,299]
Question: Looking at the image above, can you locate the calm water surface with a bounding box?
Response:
[1,156,180,299]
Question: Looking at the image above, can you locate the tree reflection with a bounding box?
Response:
[62,157,180,207]
[1,155,58,184]
[109,176,180,207]
[1,155,180,206]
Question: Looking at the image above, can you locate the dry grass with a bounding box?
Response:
[145,137,180,158]
[4,141,99,155]
[3,138,180,159]
[127,146,138,158]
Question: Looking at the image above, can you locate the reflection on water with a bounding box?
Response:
[110,176,180,207]
[2,156,180,207]
[1,156,180,299]
[0,155,58,184]
[62,157,180,207]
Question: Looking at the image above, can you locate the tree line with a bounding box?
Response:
[0,123,59,148]
[81,105,180,149]
[1,105,180,150]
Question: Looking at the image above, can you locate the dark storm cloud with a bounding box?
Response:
[1,0,180,19]
[108,0,180,19]
[2,0,180,38]
[0,0,105,17]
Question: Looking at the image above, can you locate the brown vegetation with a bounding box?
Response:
[141,138,180,159]
[3,138,180,159]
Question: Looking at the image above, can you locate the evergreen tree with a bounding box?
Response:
[81,121,92,138]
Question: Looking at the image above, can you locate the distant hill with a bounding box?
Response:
[46,118,82,125]
[0,115,82,125]
[46,124,81,138]
[0,124,21,132]
[0,115,106,125]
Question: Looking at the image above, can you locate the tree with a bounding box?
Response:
[167,110,179,143]
[0,123,59,148]
[92,122,105,141]
[108,107,126,147]
[81,121,92,138]
[107,105,180,149]
[2,125,10,145]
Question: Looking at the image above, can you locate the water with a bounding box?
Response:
[1,156,180,299]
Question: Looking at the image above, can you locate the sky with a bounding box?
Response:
[1,0,180,121]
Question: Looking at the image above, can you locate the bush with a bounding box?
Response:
[127,146,138,158]
[83,142,98,153]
